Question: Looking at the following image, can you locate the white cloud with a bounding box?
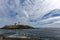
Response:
[0,0,60,28]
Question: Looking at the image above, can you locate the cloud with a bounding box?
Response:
[0,0,60,28]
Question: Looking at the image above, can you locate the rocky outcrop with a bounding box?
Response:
[1,24,34,29]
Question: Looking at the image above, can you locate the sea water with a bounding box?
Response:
[0,28,60,40]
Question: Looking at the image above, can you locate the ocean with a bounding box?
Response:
[0,28,60,40]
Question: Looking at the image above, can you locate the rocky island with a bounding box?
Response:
[1,24,34,29]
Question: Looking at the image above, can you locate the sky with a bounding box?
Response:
[0,0,60,28]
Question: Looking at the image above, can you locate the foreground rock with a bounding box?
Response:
[0,35,41,40]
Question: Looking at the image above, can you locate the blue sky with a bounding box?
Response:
[0,0,60,28]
